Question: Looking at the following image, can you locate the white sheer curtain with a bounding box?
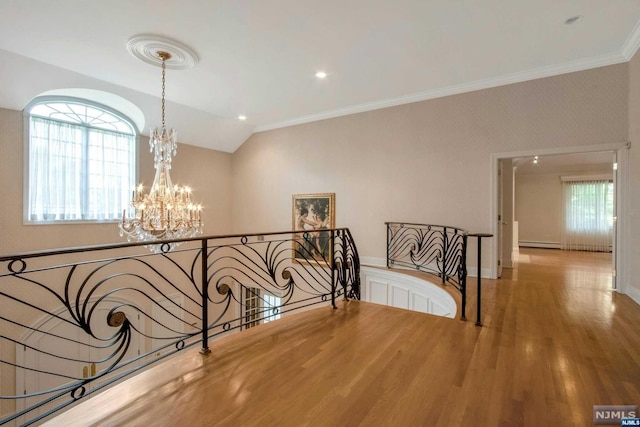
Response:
[29,117,134,221]
[561,177,613,252]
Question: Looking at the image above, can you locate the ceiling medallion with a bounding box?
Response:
[126,34,199,69]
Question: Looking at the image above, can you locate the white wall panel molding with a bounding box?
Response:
[361,267,456,318]
[359,256,387,267]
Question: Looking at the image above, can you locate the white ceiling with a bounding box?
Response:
[1,1,640,152]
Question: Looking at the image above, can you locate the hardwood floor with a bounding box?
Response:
[44,248,640,427]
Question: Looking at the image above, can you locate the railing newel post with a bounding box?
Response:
[386,223,391,268]
[343,230,349,301]
[331,229,337,309]
[468,232,493,327]
[461,233,468,321]
[442,227,448,285]
[476,235,482,326]
[200,238,211,354]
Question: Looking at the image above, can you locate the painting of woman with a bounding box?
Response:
[292,193,335,261]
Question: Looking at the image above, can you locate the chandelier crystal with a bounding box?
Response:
[119,51,203,252]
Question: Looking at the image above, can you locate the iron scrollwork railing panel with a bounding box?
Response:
[0,243,207,426]
[0,228,360,426]
[334,228,361,300]
[386,222,468,319]
[201,230,360,337]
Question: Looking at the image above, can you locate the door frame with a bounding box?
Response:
[489,142,630,293]
[497,159,504,278]
[15,296,145,422]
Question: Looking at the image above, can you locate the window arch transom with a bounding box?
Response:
[30,100,135,134]
[26,97,138,223]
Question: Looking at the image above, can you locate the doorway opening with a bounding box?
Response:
[490,143,629,293]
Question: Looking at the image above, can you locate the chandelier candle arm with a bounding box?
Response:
[119,49,204,252]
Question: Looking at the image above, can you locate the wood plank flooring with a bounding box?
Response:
[44,248,640,427]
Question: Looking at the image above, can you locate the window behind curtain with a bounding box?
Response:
[27,99,137,222]
[562,179,613,252]
[263,294,281,323]
[242,287,281,329]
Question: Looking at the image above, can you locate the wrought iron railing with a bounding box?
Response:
[0,228,360,426]
[386,222,468,319]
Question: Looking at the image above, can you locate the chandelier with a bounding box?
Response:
[119,50,203,251]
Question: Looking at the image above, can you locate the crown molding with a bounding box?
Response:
[621,18,640,60]
[255,52,628,133]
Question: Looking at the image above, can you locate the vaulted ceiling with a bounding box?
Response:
[1,1,639,152]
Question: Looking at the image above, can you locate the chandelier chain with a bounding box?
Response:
[119,49,203,252]
[161,56,166,129]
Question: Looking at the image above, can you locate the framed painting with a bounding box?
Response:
[292,193,335,262]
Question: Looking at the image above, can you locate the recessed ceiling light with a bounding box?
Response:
[315,71,327,79]
[565,15,582,25]
[238,115,247,121]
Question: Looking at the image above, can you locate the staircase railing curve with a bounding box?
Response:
[0,228,360,426]
[385,222,468,320]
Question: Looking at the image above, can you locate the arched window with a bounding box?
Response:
[26,97,138,222]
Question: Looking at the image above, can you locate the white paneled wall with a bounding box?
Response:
[361,267,457,318]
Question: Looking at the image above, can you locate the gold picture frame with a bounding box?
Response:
[292,193,335,263]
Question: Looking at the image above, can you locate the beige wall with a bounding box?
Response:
[232,64,629,273]
[515,165,613,247]
[515,174,564,246]
[628,51,640,303]
[0,107,233,255]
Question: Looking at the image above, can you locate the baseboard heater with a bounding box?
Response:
[519,241,612,252]
[518,241,562,249]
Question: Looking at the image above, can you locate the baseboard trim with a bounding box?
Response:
[626,286,640,307]
[359,256,386,268]
[467,266,493,279]
[518,241,562,249]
